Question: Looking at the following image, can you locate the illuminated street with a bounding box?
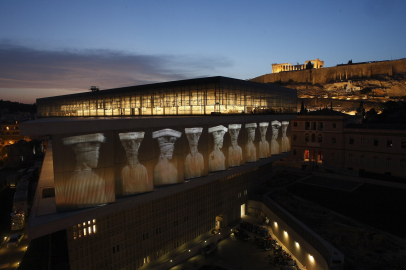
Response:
[170,216,305,270]
[0,235,30,270]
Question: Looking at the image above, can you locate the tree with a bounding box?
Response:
[348,59,353,65]
[360,87,372,95]
[305,61,313,70]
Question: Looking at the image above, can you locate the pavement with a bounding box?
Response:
[170,215,304,270]
[0,233,30,270]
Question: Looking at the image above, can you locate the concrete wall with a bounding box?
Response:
[248,198,344,270]
[251,59,406,85]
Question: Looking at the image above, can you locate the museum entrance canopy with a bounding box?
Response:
[36,77,296,117]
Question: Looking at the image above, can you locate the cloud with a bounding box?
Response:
[0,41,232,92]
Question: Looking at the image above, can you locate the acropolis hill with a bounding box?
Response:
[251,58,406,113]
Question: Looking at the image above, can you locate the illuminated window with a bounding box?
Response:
[304,150,309,161]
[387,139,392,147]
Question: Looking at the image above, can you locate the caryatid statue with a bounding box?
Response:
[259,122,270,158]
[153,129,182,185]
[59,133,107,208]
[119,132,151,195]
[208,125,228,172]
[271,121,282,155]
[228,124,242,167]
[245,123,257,162]
[281,121,290,152]
[184,127,204,179]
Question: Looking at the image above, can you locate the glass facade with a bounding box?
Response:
[37,77,296,117]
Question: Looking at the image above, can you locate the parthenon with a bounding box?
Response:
[272,58,324,73]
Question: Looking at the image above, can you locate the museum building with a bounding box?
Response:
[22,77,297,269]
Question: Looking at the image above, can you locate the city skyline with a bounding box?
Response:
[1,0,405,104]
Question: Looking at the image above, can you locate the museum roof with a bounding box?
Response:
[37,76,295,102]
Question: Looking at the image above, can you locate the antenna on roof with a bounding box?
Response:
[90,86,99,92]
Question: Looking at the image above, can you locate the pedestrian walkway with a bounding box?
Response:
[169,215,309,270]
[242,215,306,270]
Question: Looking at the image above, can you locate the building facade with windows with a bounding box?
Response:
[290,109,406,178]
[22,77,301,269]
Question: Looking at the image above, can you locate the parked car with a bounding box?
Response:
[234,228,250,241]
[201,243,217,255]
[6,233,24,248]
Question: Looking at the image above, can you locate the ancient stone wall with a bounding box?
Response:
[251,59,406,84]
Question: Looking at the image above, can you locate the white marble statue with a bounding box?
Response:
[245,123,257,162]
[59,133,107,208]
[271,121,281,155]
[208,125,228,172]
[184,127,204,179]
[228,124,242,167]
[281,121,290,152]
[119,132,151,195]
[259,122,270,158]
[153,129,181,185]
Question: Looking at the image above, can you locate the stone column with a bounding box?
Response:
[60,133,107,208]
[228,124,242,167]
[184,127,204,179]
[245,123,257,162]
[119,132,151,195]
[281,121,290,152]
[259,122,270,158]
[208,125,228,172]
[271,121,281,155]
[153,129,182,185]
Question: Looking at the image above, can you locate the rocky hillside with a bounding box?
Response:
[274,73,406,112]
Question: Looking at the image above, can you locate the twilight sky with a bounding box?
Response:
[1,0,405,104]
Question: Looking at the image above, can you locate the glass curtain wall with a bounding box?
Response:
[37,80,296,117]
